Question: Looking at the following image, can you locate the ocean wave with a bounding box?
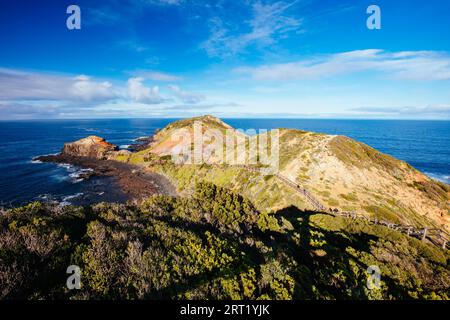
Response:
[69,168,94,183]
[51,174,70,182]
[62,193,84,202]
[55,163,94,183]
[36,193,84,207]
[425,172,450,184]
[119,144,131,149]
[30,153,59,164]
[133,136,149,142]
[57,163,73,170]
[35,194,59,203]
[36,194,52,201]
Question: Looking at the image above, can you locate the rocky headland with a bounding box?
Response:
[36,135,176,201]
[35,116,449,232]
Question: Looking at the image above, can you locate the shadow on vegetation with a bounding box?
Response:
[1,186,448,300]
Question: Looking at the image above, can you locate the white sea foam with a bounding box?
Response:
[133,136,148,142]
[62,193,83,202]
[30,153,59,164]
[69,168,94,183]
[57,163,73,170]
[425,172,450,184]
[35,194,59,204]
[55,163,94,183]
[51,174,69,182]
[58,201,72,207]
[58,193,84,207]
[119,144,131,149]
[38,152,59,157]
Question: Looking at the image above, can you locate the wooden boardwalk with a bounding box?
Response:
[236,165,449,250]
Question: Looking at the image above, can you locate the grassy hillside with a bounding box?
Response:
[276,129,449,230]
[152,163,309,213]
[113,116,449,231]
[1,182,448,300]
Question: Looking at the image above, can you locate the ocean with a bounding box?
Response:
[0,118,449,206]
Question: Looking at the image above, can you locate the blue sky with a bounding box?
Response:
[0,0,450,119]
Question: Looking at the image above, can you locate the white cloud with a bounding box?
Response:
[202,1,303,57]
[70,75,115,101]
[131,70,181,81]
[157,0,183,5]
[127,77,165,104]
[235,49,450,81]
[86,0,184,26]
[350,105,450,116]
[0,101,60,119]
[0,68,117,101]
[168,85,204,103]
[115,39,149,53]
[0,68,180,118]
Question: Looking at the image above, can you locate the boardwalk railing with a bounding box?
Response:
[157,162,449,250]
[233,165,448,250]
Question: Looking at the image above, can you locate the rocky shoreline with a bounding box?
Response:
[128,136,154,152]
[35,135,176,202]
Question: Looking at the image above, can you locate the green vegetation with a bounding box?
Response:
[162,115,230,133]
[408,180,449,203]
[340,193,359,202]
[364,205,402,224]
[147,161,308,213]
[326,198,340,207]
[110,115,448,232]
[1,182,448,300]
[278,129,311,170]
[329,136,402,174]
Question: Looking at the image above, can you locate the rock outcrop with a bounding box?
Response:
[62,136,118,159]
[35,135,176,200]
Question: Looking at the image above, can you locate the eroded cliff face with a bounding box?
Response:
[62,136,118,159]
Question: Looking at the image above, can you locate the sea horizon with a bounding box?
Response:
[2,117,450,122]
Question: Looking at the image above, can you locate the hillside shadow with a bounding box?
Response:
[146,205,413,299]
[273,206,413,299]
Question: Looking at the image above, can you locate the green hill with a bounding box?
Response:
[112,115,449,231]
